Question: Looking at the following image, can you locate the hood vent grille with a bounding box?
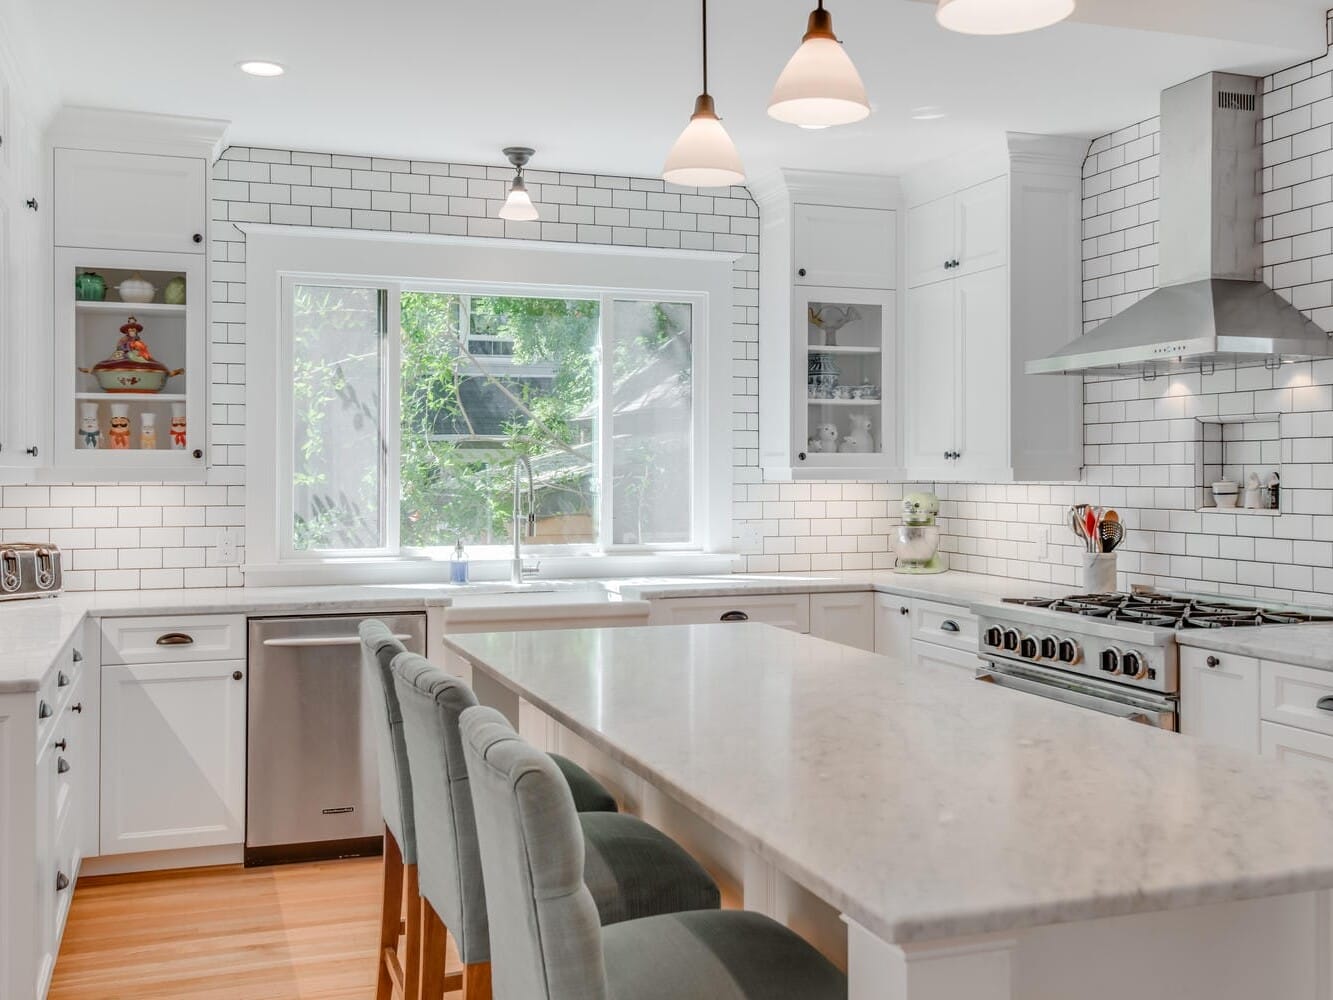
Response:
[1218,91,1255,112]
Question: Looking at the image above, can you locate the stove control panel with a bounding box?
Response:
[977,613,1175,693]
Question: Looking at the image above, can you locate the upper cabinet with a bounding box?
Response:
[753,170,901,481]
[901,135,1086,483]
[54,149,207,255]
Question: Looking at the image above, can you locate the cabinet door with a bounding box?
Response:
[1260,722,1333,780]
[55,149,206,254]
[793,204,895,289]
[903,281,957,471]
[873,595,913,663]
[954,177,1008,276]
[953,267,1009,480]
[912,639,979,673]
[0,140,47,469]
[905,195,954,287]
[100,659,246,854]
[810,592,875,651]
[1179,648,1260,753]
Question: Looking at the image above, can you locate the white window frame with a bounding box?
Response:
[244,225,736,585]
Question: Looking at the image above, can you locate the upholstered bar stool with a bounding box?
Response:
[460,705,848,1000]
[391,651,721,1000]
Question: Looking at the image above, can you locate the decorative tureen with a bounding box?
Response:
[79,316,184,393]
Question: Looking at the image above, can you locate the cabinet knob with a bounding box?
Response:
[192,449,204,460]
[54,739,67,751]
[71,702,83,713]
[1206,655,1220,668]
[797,267,807,277]
[797,452,806,461]
[232,670,244,681]
[899,606,909,615]
[192,233,203,244]
[56,872,70,892]
[24,197,37,211]
[25,446,37,457]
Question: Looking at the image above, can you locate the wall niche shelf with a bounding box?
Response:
[1193,411,1282,515]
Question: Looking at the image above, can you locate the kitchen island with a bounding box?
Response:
[446,623,1333,1000]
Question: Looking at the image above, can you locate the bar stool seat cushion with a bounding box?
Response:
[551,754,619,814]
[580,812,720,926]
[602,909,846,1000]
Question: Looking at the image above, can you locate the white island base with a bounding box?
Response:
[445,629,1333,1000]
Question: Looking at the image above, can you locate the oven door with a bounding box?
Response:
[977,658,1178,731]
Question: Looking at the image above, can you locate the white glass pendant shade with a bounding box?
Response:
[768,7,870,127]
[935,0,1075,35]
[663,94,745,188]
[498,176,539,221]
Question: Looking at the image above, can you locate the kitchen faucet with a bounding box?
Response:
[511,455,537,585]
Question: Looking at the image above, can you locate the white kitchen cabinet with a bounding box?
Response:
[793,203,895,290]
[54,148,207,255]
[753,170,903,481]
[1179,648,1260,753]
[913,638,980,673]
[873,594,913,662]
[901,135,1085,483]
[100,657,246,854]
[1260,721,1333,781]
[1260,659,1333,738]
[649,593,812,633]
[810,592,875,651]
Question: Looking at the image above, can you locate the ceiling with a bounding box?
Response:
[25,0,1333,180]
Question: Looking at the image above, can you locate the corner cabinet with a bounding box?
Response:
[753,171,901,481]
[901,135,1085,483]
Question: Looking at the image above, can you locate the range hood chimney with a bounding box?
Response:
[1027,72,1331,376]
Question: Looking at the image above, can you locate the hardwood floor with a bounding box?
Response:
[49,858,462,1000]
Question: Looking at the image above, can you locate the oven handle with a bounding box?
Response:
[976,664,1176,729]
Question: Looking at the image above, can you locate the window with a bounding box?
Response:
[283,279,699,558]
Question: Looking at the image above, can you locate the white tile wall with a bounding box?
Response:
[940,19,1333,607]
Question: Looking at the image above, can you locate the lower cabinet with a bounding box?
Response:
[809,592,875,651]
[100,658,246,854]
[913,639,981,673]
[1179,648,1260,754]
[1260,721,1333,780]
[873,594,913,661]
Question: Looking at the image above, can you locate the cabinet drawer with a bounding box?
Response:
[913,639,980,673]
[1260,721,1333,781]
[1261,660,1333,737]
[652,594,811,633]
[913,601,976,652]
[102,614,246,664]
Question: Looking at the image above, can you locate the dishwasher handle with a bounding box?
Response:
[261,633,414,648]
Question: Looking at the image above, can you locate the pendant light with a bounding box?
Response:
[935,0,1075,35]
[663,0,745,189]
[498,147,540,222]
[768,1,870,129]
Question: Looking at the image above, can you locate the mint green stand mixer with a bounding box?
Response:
[893,492,945,574]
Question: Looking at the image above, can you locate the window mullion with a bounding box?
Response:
[598,293,615,549]
[384,283,403,555]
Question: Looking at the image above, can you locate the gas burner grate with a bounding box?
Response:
[1002,593,1333,630]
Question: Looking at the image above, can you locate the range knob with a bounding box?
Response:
[1121,650,1148,680]
[1100,647,1123,674]
[1001,628,1021,652]
[983,626,1005,648]
[1038,635,1059,660]
[1018,635,1039,659]
[1057,639,1081,664]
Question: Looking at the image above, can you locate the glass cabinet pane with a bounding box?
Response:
[804,298,885,460]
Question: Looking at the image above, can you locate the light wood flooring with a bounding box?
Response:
[49,857,462,1000]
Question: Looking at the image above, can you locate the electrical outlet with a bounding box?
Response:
[738,524,764,554]
[216,528,239,566]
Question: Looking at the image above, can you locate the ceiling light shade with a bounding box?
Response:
[935,0,1075,35]
[768,3,870,128]
[238,60,285,77]
[663,94,746,188]
[498,146,540,222]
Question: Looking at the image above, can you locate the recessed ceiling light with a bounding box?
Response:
[910,106,947,121]
[238,61,286,78]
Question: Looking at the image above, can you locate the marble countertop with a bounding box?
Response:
[611,569,1062,605]
[446,623,1333,945]
[1177,623,1333,669]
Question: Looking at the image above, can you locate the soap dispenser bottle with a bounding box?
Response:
[449,539,469,584]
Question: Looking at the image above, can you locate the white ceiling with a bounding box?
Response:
[26,0,1333,180]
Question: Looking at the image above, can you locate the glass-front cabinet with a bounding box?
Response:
[54,247,206,476]
[798,287,895,475]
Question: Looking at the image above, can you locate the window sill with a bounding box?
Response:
[240,551,742,589]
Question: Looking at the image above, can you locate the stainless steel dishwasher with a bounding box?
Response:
[245,612,426,865]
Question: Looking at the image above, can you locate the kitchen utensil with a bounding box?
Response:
[1084,507,1098,547]
[1098,520,1124,553]
[1070,506,1089,549]
[1102,509,1120,525]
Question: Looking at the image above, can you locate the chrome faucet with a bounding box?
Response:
[511,455,537,585]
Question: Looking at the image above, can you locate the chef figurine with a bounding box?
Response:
[170,403,187,450]
[108,403,131,450]
[79,402,101,450]
[139,412,158,451]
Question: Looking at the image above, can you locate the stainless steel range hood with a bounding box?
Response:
[1027,72,1331,376]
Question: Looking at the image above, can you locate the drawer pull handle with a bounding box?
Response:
[72,648,83,663]
[56,872,69,891]
[719,610,749,622]
[1206,656,1220,668]
[38,700,52,719]
[57,756,70,774]
[58,671,70,687]
[156,632,195,646]
[940,619,961,633]
[1317,697,1333,713]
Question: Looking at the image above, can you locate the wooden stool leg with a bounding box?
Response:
[463,962,493,1000]
[404,863,422,1000]
[420,900,449,1000]
[377,827,406,1000]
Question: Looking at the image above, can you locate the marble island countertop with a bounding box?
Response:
[445,623,1333,946]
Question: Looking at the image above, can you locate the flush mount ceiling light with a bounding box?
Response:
[935,0,1075,35]
[237,60,286,77]
[498,147,540,222]
[663,0,745,189]
[768,1,871,128]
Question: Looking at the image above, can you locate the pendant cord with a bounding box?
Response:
[701,0,709,96]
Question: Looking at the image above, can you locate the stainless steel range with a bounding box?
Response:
[974,592,1333,731]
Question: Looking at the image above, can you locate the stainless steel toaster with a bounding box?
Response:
[0,543,63,600]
